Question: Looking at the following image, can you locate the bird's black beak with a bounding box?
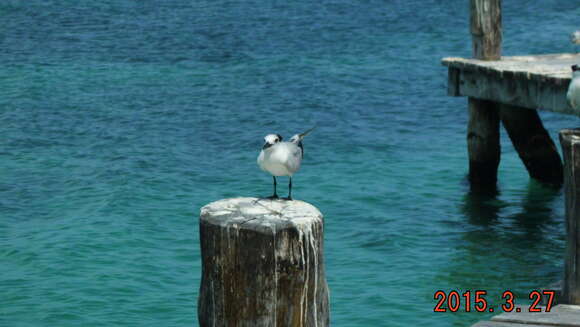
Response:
[572,64,579,72]
[262,143,272,150]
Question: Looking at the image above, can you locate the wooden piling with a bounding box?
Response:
[467,98,501,188]
[559,129,580,304]
[467,0,502,190]
[470,0,502,60]
[198,197,330,327]
[501,104,563,186]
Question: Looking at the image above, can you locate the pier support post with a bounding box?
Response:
[559,129,580,304]
[467,0,502,190]
[470,0,502,60]
[501,105,563,186]
[468,99,501,189]
[198,197,330,327]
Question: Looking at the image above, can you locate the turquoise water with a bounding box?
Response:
[2,1,580,326]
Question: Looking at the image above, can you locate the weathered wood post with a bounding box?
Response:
[559,129,580,304]
[501,105,563,186]
[467,0,502,190]
[198,197,330,327]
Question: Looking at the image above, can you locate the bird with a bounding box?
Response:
[571,31,580,52]
[567,64,580,111]
[257,127,315,200]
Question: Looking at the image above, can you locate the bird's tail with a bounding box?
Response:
[299,126,316,139]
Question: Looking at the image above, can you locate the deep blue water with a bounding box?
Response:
[2,1,580,326]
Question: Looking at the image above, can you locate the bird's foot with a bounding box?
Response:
[265,194,279,200]
[281,196,293,201]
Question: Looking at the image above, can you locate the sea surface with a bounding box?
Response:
[2,1,580,326]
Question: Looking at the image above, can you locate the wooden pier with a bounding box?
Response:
[473,305,580,327]
[445,0,572,190]
[443,0,580,325]
[443,53,579,188]
[444,53,580,115]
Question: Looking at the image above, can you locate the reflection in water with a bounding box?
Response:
[441,181,563,326]
[462,180,560,230]
[510,181,561,243]
[461,185,503,226]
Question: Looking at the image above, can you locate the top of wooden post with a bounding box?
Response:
[198,197,329,327]
[200,197,323,234]
[470,0,502,60]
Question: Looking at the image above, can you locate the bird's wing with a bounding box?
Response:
[569,80,580,109]
[257,150,266,170]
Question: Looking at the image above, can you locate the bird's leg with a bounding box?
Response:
[283,176,293,201]
[266,176,279,199]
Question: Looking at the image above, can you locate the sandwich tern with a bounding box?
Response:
[257,127,315,200]
[571,31,580,52]
[567,64,580,111]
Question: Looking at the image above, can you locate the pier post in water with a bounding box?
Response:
[500,104,563,186]
[559,129,580,304]
[198,197,330,327]
[467,0,502,190]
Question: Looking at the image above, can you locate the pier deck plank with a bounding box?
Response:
[442,53,580,115]
[472,304,580,327]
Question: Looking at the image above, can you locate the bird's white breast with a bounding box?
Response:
[257,142,302,176]
[568,75,580,110]
[572,31,580,45]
